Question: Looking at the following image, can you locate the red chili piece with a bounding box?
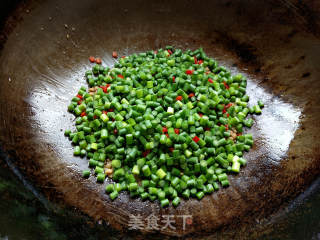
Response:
[176,96,183,101]
[186,69,193,75]
[188,93,195,98]
[80,112,86,117]
[198,113,203,117]
[118,74,124,79]
[162,127,168,133]
[102,110,108,115]
[223,81,230,89]
[95,58,102,64]
[192,136,200,143]
[198,59,204,65]
[112,51,118,58]
[225,103,233,109]
[227,113,230,117]
[76,94,83,100]
[100,86,107,93]
[204,127,210,131]
[208,78,213,83]
[108,109,114,112]
[121,56,126,58]
[89,56,95,63]
[93,115,97,119]
[165,133,169,138]
[172,76,175,83]
[106,84,111,88]
[167,49,173,55]
[142,150,150,157]
[77,100,82,105]
[194,57,198,64]
[169,147,174,152]
[174,128,180,134]
[222,103,232,114]
[225,124,229,131]
[114,129,118,134]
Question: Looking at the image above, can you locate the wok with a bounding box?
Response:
[0,0,320,238]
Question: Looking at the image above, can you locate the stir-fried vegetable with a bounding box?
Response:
[65,46,264,207]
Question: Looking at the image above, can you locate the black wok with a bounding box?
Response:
[0,0,320,238]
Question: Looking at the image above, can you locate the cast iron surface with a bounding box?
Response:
[0,154,319,240]
[0,0,320,238]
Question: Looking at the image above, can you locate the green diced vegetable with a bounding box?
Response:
[65,47,263,207]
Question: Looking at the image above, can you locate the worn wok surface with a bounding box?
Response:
[0,0,320,238]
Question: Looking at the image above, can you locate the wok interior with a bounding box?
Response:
[0,0,319,238]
